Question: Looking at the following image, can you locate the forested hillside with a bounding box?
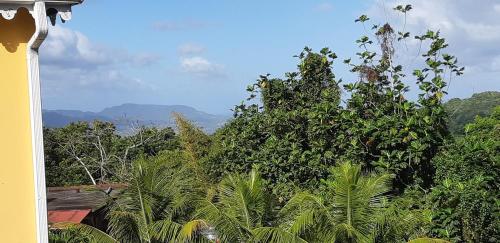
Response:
[445,91,500,135]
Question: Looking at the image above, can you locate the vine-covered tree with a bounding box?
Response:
[204,5,463,198]
[204,47,342,199]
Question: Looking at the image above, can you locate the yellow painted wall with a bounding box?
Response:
[0,8,38,243]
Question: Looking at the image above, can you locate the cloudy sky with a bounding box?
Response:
[40,0,500,114]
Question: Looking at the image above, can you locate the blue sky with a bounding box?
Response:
[40,0,500,114]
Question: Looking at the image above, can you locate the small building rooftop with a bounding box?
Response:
[47,184,126,211]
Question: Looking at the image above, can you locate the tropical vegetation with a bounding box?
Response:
[45,4,499,243]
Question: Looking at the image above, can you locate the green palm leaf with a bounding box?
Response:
[178,219,208,240]
[149,219,182,242]
[408,238,451,243]
[253,227,308,243]
[193,167,281,242]
[281,161,392,243]
[107,151,203,243]
[51,222,117,243]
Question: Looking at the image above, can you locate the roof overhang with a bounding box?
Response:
[0,0,83,24]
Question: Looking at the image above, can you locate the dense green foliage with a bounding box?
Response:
[48,107,498,243]
[46,5,497,243]
[186,162,403,243]
[430,107,499,242]
[444,91,500,135]
[203,14,462,198]
[204,48,343,199]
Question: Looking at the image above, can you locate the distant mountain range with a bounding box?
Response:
[43,92,500,135]
[42,104,231,133]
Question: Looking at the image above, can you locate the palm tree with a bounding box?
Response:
[106,151,204,243]
[277,161,392,243]
[373,194,433,242]
[49,223,117,243]
[183,167,305,242]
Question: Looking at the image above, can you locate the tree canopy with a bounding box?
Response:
[203,14,463,198]
[45,4,498,243]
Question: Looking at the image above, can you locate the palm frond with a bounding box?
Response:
[149,219,182,242]
[288,209,316,235]
[407,238,451,243]
[279,191,332,239]
[253,227,308,243]
[333,223,371,243]
[195,199,248,242]
[107,152,203,243]
[280,192,325,218]
[192,167,277,242]
[280,161,392,243]
[107,210,144,243]
[328,161,391,240]
[218,172,266,229]
[52,222,117,243]
[178,219,209,241]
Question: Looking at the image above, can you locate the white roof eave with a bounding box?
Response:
[0,0,83,24]
[0,0,82,4]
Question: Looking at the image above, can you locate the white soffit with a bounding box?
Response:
[0,0,83,24]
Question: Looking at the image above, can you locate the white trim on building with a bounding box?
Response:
[0,1,82,242]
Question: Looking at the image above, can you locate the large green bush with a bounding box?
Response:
[430,107,499,242]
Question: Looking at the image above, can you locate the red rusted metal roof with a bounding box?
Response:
[48,209,91,224]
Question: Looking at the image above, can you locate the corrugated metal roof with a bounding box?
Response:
[46,184,125,211]
[48,209,91,224]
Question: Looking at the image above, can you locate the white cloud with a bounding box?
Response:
[494,4,500,13]
[177,43,205,56]
[314,2,334,12]
[360,0,500,99]
[40,25,157,103]
[176,43,225,78]
[180,56,224,77]
[42,25,160,69]
[42,26,109,69]
[368,0,500,74]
